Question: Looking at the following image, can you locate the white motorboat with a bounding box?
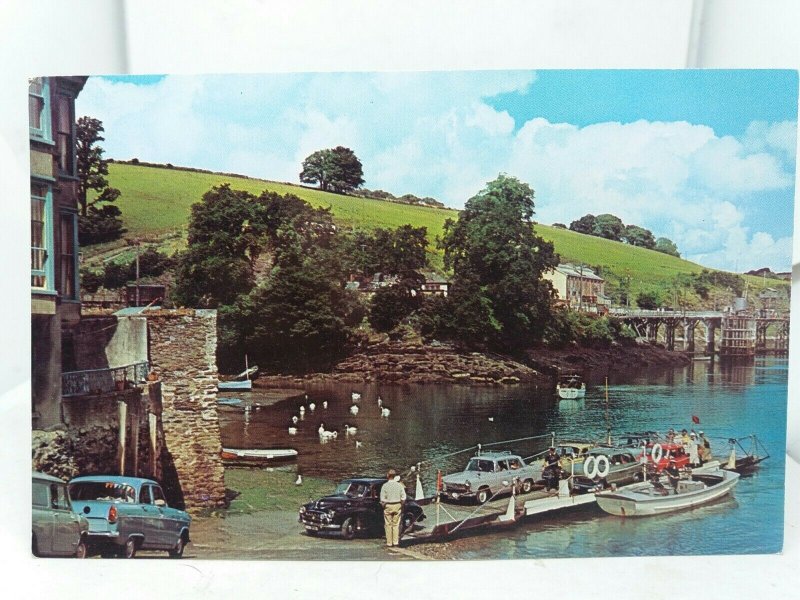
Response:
[595,468,739,517]
[556,374,586,399]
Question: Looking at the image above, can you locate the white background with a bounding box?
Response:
[1,1,798,598]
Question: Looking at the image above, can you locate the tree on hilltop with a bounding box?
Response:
[623,224,656,249]
[655,237,681,257]
[299,146,364,193]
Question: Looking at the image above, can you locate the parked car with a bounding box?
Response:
[441,451,542,504]
[68,475,191,558]
[32,471,89,558]
[299,477,425,540]
[569,447,645,493]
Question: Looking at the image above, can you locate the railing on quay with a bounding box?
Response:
[62,361,149,397]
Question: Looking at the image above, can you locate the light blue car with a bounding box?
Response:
[68,475,191,558]
[32,471,89,558]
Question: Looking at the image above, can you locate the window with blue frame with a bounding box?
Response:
[55,93,76,176]
[31,182,54,292]
[29,77,52,143]
[59,211,79,300]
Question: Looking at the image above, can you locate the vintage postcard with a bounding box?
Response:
[30,70,795,560]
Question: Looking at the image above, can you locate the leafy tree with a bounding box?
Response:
[439,174,557,351]
[569,214,597,235]
[594,214,625,241]
[636,290,662,309]
[299,146,364,193]
[368,282,422,332]
[218,227,351,373]
[552,223,567,229]
[655,237,681,257]
[76,116,125,244]
[623,224,656,249]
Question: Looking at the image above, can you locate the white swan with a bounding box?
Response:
[309,402,316,411]
[291,415,299,424]
[299,405,306,413]
[322,401,328,409]
[381,407,391,418]
[288,426,298,435]
[355,441,362,448]
[318,424,338,439]
[350,404,359,415]
[377,397,383,407]
[344,424,357,435]
[351,392,361,401]
[295,474,303,485]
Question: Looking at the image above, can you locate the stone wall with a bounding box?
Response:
[32,383,163,482]
[146,309,226,511]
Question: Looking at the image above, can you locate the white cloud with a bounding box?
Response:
[76,73,796,271]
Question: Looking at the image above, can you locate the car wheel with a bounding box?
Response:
[120,538,137,559]
[168,536,185,558]
[521,479,533,494]
[341,517,356,540]
[633,472,644,483]
[75,539,88,559]
[477,488,490,504]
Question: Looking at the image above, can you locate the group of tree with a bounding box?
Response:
[353,188,446,208]
[299,146,365,193]
[568,213,680,257]
[173,184,373,372]
[76,117,126,245]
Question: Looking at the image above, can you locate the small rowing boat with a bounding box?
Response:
[595,468,739,517]
[219,357,257,390]
[220,447,298,464]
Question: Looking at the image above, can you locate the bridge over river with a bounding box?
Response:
[609,309,789,357]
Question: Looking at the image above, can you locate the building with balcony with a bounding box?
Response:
[30,76,87,428]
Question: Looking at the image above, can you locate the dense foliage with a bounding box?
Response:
[436,174,558,352]
[544,309,635,348]
[76,116,125,244]
[299,146,365,193]
[569,212,678,257]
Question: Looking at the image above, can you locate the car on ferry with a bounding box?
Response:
[68,475,191,558]
[642,442,690,472]
[32,471,89,558]
[441,451,542,504]
[570,447,645,493]
[299,477,425,540]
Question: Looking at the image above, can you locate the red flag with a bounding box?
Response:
[691,415,700,424]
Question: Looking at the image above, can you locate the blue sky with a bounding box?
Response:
[79,70,797,272]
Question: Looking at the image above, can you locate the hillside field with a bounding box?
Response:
[95,162,783,299]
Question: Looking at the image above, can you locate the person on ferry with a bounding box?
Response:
[665,459,681,489]
[543,447,561,491]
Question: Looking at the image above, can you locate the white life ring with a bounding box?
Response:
[583,456,597,479]
[651,443,663,464]
[595,455,610,479]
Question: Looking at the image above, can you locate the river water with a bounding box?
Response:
[218,357,787,558]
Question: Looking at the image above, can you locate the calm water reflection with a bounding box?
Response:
[219,357,787,557]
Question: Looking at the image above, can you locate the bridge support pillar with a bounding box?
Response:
[685,320,695,353]
[706,321,717,355]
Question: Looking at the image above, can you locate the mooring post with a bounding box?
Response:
[118,400,127,475]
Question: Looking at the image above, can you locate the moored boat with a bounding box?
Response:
[595,468,739,517]
[556,374,586,399]
[220,447,298,464]
[219,362,258,390]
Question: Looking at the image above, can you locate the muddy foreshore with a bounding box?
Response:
[254,340,691,390]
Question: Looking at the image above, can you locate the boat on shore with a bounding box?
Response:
[595,468,739,517]
[220,447,298,465]
[219,363,258,391]
[556,374,586,399]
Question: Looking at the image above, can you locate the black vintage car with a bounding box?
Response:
[298,477,425,540]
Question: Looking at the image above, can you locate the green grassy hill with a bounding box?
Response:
[94,162,785,304]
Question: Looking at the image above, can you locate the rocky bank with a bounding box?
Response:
[256,339,692,389]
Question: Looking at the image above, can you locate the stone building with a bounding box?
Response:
[542,263,609,312]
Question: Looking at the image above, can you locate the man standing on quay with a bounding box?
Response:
[380,469,406,547]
